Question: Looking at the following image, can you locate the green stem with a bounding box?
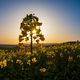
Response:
[30,31,33,54]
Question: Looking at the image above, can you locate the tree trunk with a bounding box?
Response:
[30,31,33,54]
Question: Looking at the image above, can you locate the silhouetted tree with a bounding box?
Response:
[19,14,45,54]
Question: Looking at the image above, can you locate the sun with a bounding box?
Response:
[32,30,36,34]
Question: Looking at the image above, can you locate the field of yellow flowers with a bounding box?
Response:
[0,42,80,80]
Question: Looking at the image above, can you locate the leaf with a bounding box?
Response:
[25,37,29,41]
[19,35,23,39]
[36,29,41,34]
[19,38,24,42]
[19,35,24,42]
[36,39,39,44]
[40,37,45,41]
[21,31,27,36]
[33,36,37,39]
[20,23,25,29]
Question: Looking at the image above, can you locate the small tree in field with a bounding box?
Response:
[19,14,45,54]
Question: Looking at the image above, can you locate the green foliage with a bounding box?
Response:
[0,42,80,80]
[19,14,45,54]
[19,14,45,43]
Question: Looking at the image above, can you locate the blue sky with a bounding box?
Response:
[0,0,80,44]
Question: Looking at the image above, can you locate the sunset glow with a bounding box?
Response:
[0,0,80,44]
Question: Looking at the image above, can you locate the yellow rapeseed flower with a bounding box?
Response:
[0,60,7,68]
[32,57,37,63]
[0,61,3,68]
[68,56,73,61]
[40,67,46,72]
[16,59,22,64]
[27,60,31,65]
[3,60,7,67]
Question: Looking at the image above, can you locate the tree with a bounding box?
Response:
[19,14,45,54]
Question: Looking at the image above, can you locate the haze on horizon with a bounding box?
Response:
[0,0,80,44]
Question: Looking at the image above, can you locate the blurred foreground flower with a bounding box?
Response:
[16,59,23,65]
[68,56,73,61]
[40,67,46,72]
[26,52,31,56]
[0,60,7,68]
[27,60,31,65]
[32,57,37,63]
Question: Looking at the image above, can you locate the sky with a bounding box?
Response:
[0,0,80,44]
